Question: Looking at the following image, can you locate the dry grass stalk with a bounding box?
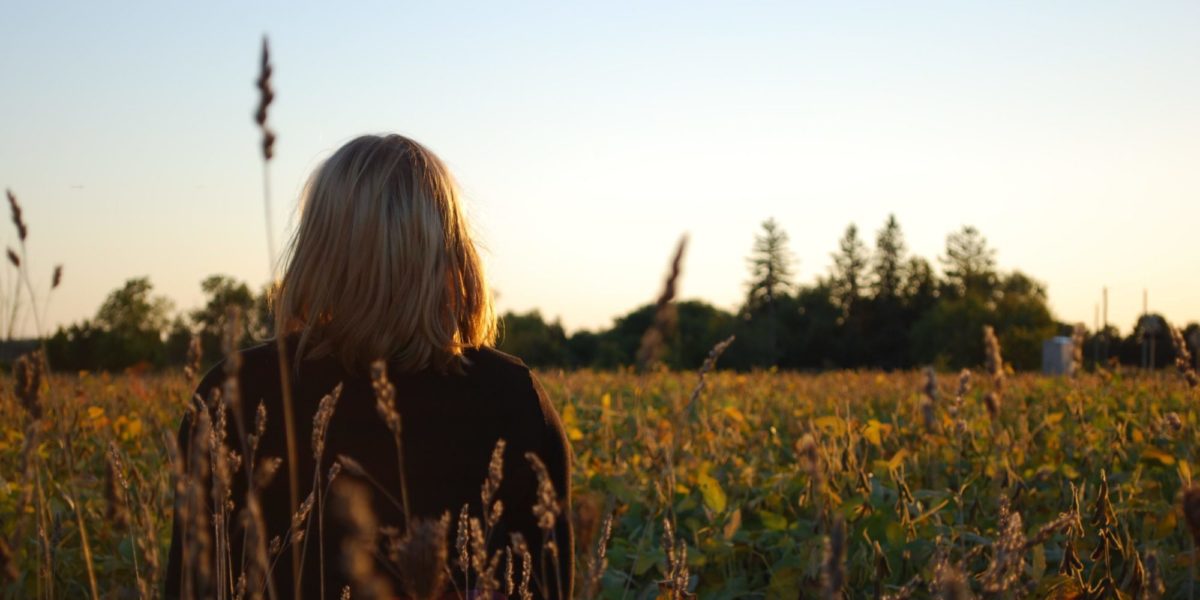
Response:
[682,335,734,419]
[253,37,302,596]
[240,496,271,600]
[104,447,130,528]
[821,516,845,600]
[372,359,411,521]
[308,381,343,596]
[6,189,27,241]
[582,512,613,599]
[312,383,343,462]
[931,558,972,599]
[186,406,215,597]
[249,401,267,466]
[980,497,1025,592]
[60,490,100,600]
[659,517,692,599]
[14,350,43,419]
[254,37,276,162]
[636,235,687,370]
[184,335,203,382]
[468,516,500,593]
[1142,550,1163,600]
[331,479,392,600]
[526,452,561,531]
[455,504,471,591]
[390,513,450,600]
[510,535,533,600]
[504,546,515,596]
[481,439,506,529]
[1182,486,1200,546]
[254,456,283,490]
[982,326,1004,418]
[921,367,938,434]
[1169,326,1199,389]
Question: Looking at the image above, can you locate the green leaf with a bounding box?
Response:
[766,567,804,600]
[759,510,788,531]
[633,551,659,576]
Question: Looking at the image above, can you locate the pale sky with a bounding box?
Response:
[1,1,1197,337]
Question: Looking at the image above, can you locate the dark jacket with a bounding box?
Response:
[164,341,573,599]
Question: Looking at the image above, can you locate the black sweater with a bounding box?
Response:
[164,342,573,599]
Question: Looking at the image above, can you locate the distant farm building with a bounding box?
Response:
[1042,336,1073,375]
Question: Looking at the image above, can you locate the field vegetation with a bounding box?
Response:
[2,341,1200,598]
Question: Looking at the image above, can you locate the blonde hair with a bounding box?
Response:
[274,134,497,371]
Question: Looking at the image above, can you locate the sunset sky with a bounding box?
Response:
[1,1,1197,337]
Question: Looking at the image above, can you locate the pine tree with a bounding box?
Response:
[942,225,997,298]
[830,224,869,313]
[871,214,907,301]
[745,218,795,314]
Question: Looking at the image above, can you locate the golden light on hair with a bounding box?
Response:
[274,134,497,371]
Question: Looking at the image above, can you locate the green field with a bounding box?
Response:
[1,364,1196,598]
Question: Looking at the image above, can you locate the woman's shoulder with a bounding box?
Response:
[461,346,548,403]
[196,339,278,376]
[462,345,532,378]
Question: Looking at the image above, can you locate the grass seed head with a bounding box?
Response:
[6,189,27,241]
[254,36,276,160]
[393,514,450,600]
[526,452,560,531]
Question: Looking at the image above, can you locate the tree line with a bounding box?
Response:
[39,216,1200,372]
[495,217,1200,372]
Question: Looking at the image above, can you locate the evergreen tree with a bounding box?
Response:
[745,218,795,315]
[863,215,911,368]
[871,214,907,301]
[830,224,869,314]
[902,256,938,313]
[941,225,997,298]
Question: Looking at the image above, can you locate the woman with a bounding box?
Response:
[165,134,573,599]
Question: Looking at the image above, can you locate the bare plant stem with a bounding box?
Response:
[62,489,100,600]
[392,419,411,524]
[263,164,277,272]
[271,258,302,598]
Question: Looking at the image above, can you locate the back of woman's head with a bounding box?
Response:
[274,134,497,371]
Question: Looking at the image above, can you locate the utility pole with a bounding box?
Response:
[1101,287,1108,364]
[1144,289,1156,370]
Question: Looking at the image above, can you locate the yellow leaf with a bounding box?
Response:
[1181,460,1193,486]
[697,471,727,514]
[887,448,909,471]
[723,508,742,540]
[1156,510,1177,538]
[863,419,888,447]
[814,415,845,431]
[1141,448,1175,466]
[1044,412,1064,426]
[723,406,747,425]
